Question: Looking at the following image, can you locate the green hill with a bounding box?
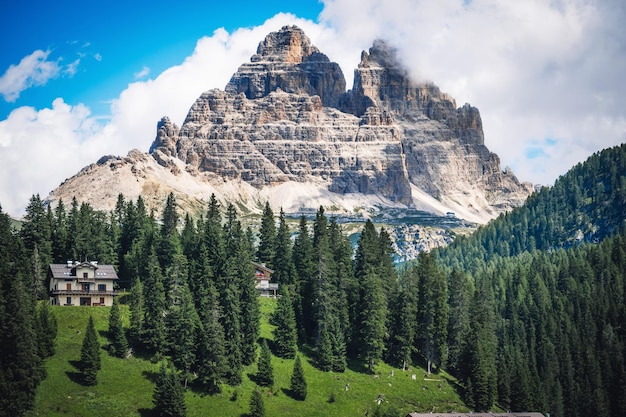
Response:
[28,299,467,417]
[439,143,626,270]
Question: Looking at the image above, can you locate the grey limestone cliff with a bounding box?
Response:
[149,25,531,217]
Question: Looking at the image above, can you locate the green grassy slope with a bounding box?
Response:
[29,299,467,417]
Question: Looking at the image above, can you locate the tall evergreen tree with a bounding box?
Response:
[128,276,144,344]
[386,267,419,370]
[79,316,101,386]
[153,363,187,417]
[108,297,128,358]
[0,207,46,415]
[256,339,274,387]
[256,201,277,267]
[289,355,307,401]
[271,284,298,358]
[36,300,58,359]
[292,215,315,342]
[193,282,228,394]
[272,208,296,285]
[142,253,166,355]
[415,252,448,374]
[359,265,387,372]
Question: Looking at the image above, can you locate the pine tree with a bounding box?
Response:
[142,254,166,355]
[386,267,418,370]
[0,207,45,415]
[272,208,296,285]
[153,363,187,417]
[256,202,277,267]
[128,276,144,343]
[360,265,386,372]
[415,252,448,374]
[292,215,315,342]
[249,389,265,417]
[271,285,298,358]
[256,339,274,387]
[80,316,101,386]
[36,300,58,358]
[108,297,128,358]
[289,355,307,401]
[193,282,228,394]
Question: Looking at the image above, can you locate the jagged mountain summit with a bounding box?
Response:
[48,25,532,223]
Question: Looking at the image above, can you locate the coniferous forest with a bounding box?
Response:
[0,144,625,417]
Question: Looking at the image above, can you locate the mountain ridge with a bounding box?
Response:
[46,25,532,224]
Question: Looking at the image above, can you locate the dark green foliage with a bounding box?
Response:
[414,252,448,373]
[272,208,297,285]
[289,355,307,401]
[256,202,276,267]
[37,300,58,358]
[249,389,265,417]
[153,363,187,417]
[0,207,47,416]
[271,285,298,359]
[386,267,418,370]
[79,315,101,386]
[256,339,274,387]
[359,265,386,372]
[193,283,228,394]
[108,297,128,358]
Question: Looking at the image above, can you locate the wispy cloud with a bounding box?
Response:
[134,66,150,79]
[0,50,62,102]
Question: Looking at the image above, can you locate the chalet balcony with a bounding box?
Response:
[51,289,118,296]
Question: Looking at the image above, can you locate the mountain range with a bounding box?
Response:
[46,25,532,224]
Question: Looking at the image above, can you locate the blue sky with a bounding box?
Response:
[0,0,323,118]
[1,0,625,216]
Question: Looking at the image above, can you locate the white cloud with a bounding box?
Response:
[134,66,150,79]
[0,50,62,102]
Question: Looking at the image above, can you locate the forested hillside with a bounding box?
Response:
[435,144,626,416]
[440,144,626,269]
[1,144,624,416]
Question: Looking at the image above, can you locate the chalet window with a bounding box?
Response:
[98,284,106,291]
[100,297,105,305]
[66,283,71,290]
[83,272,88,278]
[80,297,91,306]
[66,297,72,305]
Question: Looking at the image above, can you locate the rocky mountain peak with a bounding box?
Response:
[48,26,533,225]
[252,25,318,63]
[224,25,346,108]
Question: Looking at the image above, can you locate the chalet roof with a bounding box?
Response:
[251,261,274,274]
[48,263,119,280]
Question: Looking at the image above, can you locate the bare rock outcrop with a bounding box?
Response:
[49,25,532,224]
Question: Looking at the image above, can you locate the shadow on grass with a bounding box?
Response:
[346,357,369,374]
[281,387,305,401]
[138,407,153,417]
[142,370,160,384]
[65,370,85,385]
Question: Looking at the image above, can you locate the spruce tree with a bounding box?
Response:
[359,266,386,372]
[271,285,298,359]
[153,363,187,417]
[272,208,296,285]
[249,389,265,417]
[415,252,448,374]
[289,355,307,400]
[108,297,128,358]
[128,276,144,343]
[193,282,228,394]
[256,339,274,387]
[0,208,45,415]
[256,201,277,267]
[36,300,58,358]
[80,316,101,386]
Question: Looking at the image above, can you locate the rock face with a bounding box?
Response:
[50,25,532,224]
[149,26,531,221]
